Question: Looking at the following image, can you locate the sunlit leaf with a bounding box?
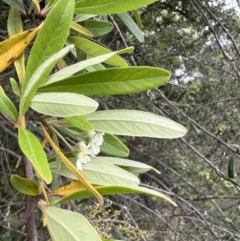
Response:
[75,0,157,15]
[31,92,98,117]
[22,0,75,93]
[39,67,170,96]
[86,110,187,138]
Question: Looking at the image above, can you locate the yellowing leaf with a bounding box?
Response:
[70,21,93,37]
[50,180,86,197]
[0,23,42,73]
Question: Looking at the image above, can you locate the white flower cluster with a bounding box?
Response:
[74,132,104,171]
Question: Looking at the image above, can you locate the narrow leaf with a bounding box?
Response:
[38,67,170,96]
[70,21,93,37]
[100,133,129,157]
[22,0,75,93]
[86,110,187,138]
[53,185,176,206]
[40,205,102,241]
[42,47,133,86]
[0,24,41,73]
[0,87,18,121]
[7,7,25,83]
[18,127,52,184]
[75,0,157,15]
[31,92,98,117]
[68,36,129,67]
[10,175,41,196]
[10,78,20,97]
[118,12,144,42]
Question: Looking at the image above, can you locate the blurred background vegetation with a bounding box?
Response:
[1,0,240,240]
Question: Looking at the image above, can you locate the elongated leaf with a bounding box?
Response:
[53,185,176,206]
[42,47,133,86]
[31,92,98,117]
[3,0,25,12]
[0,25,41,73]
[10,175,41,196]
[85,110,187,138]
[92,156,159,174]
[38,67,170,96]
[50,160,140,186]
[64,116,94,131]
[10,78,20,97]
[22,0,74,93]
[70,21,93,37]
[75,0,157,15]
[18,127,52,184]
[73,14,96,22]
[40,205,102,241]
[83,20,114,37]
[100,133,129,157]
[68,36,129,67]
[20,45,74,117]
[7,7,25,83]
[118,12,144,42]
[0,87,18,121]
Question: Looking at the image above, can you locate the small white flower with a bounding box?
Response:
[73,142,91,170]
[88,132,104,157]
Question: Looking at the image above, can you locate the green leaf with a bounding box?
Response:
[38,67,170,96]
[3,0,25,13]
[10,175,41,196]
[228,157,236,178]
[68,36,129,67]
[85,110,187,138]
[73,14,96,22]
[50,160,140,186]
[30,92,98,117]
[22,0,74,94]
[70,21,93,37]
[0,91,18,121]
[18,127,52,184]
[41,47,133,86]
[75,0,157,15]
[117,12,144,42]
[10,78,20,96]
[53,185,176,206]
[100,133,129,157]
[40,205,102,241]
[20,45,74,117]
[64,116,94,131]
[83,20,114,37]
[92,156,159,174]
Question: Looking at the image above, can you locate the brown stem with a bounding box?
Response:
[22,156,38,241]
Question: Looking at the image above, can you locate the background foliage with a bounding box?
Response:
[1,0,240,240]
